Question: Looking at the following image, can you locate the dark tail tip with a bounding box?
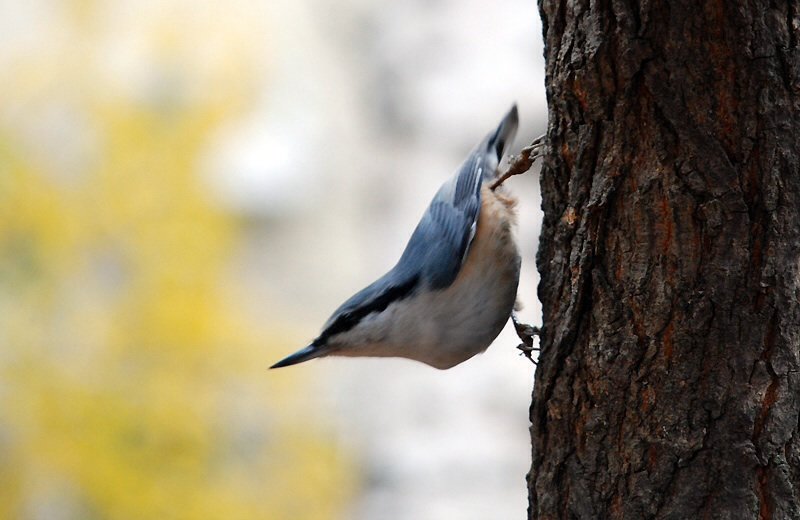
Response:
[491,103,519,160]
[270,344,324,369]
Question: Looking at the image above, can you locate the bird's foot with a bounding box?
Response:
[490,134,547,191]
[512,312,540,365]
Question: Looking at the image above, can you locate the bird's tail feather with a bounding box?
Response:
[488,104,519,163]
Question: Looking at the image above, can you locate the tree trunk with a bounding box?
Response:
[529,2,800,518]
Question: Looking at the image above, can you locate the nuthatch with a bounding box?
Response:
[272,105,523,370]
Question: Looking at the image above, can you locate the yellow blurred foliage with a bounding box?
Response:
[0,3,353,519]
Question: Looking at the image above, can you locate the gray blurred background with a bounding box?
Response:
[0,0,546,518]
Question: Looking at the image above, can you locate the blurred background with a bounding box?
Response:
[0,0,546,518]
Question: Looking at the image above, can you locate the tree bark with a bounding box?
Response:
[529,2,800,519]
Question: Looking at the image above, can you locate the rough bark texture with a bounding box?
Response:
[529,2,800,519]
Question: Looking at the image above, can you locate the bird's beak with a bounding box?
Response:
[270,344,326,369]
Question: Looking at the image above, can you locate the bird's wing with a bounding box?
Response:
[394,105,518,290]
[394,150,486,289]
[318,158,482,337]
[394,152,484,290]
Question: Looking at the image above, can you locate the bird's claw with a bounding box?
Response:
[512,312,540,365]
[490,134,547,191]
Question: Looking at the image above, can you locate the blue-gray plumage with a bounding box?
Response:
[272,105,521,369]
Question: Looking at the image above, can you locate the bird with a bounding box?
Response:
[271,105,522,370]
